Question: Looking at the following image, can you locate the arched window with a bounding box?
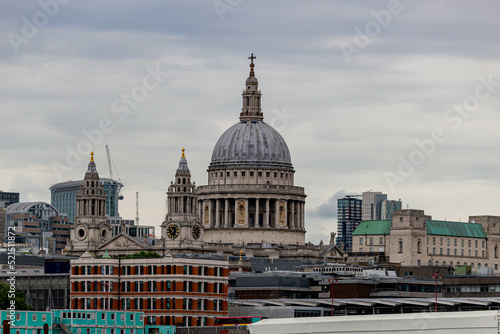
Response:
[495,245,498,258]
[417,240,421,253]
[399,240,403,253]
[428,260,433,266]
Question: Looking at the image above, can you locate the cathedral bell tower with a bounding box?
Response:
[161,148,202,243]
[240,53,263,121]
[69,152,112,252]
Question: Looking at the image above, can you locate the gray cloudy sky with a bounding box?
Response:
[2,1,500,243]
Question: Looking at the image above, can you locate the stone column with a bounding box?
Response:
[255,198,260,227]
[245,199,249,226]
[224,199,229,228]
[180,197,184,214]
[301,202,305,230]
[265,199,270,228]
[215,199,220,228]
[208,200,213,227]
[284,200,288,227]
[233,199,237,227]
[291,200,295,229]
[275,200,280,228]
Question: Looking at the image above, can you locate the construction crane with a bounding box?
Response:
[105,143,124,200]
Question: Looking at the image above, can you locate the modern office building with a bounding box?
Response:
[380,199,402,220]
[50,178,123,224]
[0,191,20,207]
[336,196,362,252]
[108,217,155,239]
[5,202,71,253]
[362,191,387,221]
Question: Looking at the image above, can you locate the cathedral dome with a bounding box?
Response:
[209,119,293,170]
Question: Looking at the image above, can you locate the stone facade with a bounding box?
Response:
[66,57,344,263]
[353,209,500,271]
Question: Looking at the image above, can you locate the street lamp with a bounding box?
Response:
[432,271,441,312]
[328,277,337,316]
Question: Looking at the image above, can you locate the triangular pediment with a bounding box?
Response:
[99,233,150,251]
[80,251,95,259]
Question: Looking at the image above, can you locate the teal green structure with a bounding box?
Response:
[425,220,487,239]
[352,220,392,236]
[0,310,174,334]
[1,310,52,334]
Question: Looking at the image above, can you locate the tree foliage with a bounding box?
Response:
[0,282,34,310]
[120,250,161,259]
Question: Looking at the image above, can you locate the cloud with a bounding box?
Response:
[308,190,346,218]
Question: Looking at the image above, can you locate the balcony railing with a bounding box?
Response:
[197,184,305,194]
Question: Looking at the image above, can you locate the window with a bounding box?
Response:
[461,239,464,247]
[468,250,471,256]
[234,171,237,177]
[475,240,478,248]
[468,240,471,247]
[359,238,363,245]
[433,247,436,254]
[417,240,421,253]
[226,171,229,177]
[482,240,485,248]
[266,172,270,177]
[454,249,457,256]
[369,237,373,245]
[250,171,254,177]
[447,238,450,246]
[258,171,262,177]
[454,239,457,247]
[33,314,37,321]
[241,171,246,177]
[447,248,450,255]
[440,238,443,246]
[417,260,421,266]
[379,237,383,245]
[399,240,403,253]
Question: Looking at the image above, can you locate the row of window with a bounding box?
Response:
[73,297,223,311]
[428,247,486,257]
[211,170,290,179]
[74,265,225,277]
[359,237,384,246]
[73,280,225,293]
[429,237,486,248]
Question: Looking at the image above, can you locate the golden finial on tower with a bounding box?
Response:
[248,53,256,77]
[90,151,94,162]
[182,147,185,158]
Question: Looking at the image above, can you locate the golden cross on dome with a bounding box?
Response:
[182,147,185,158]
[90,151,94,162]
[248,53,256,76]
[248,53,256,64]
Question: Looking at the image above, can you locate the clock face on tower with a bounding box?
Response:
[192,224,201,240]
[167,223,180,239]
